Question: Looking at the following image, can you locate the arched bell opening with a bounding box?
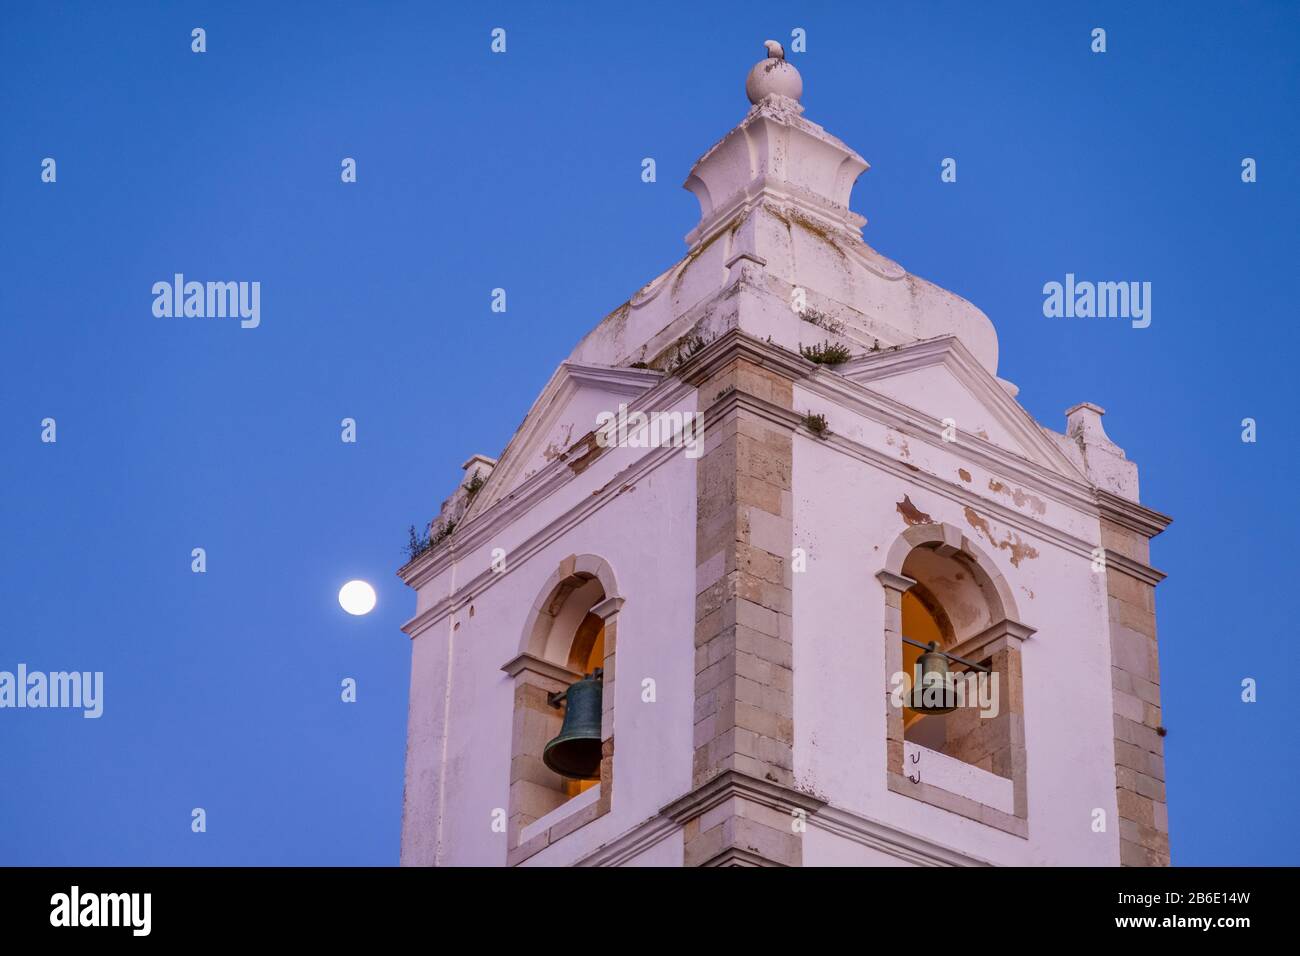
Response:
[504,554,622,860]
[879,523,1031,827]
[899,546,1004,764]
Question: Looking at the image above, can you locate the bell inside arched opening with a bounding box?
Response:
[899,544,1004,772]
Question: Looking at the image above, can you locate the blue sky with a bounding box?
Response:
[1,1,1296,865]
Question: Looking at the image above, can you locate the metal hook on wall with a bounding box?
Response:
[907,750,921,784]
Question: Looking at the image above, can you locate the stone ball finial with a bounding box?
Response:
[746,41,802,104]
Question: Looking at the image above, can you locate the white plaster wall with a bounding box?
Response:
[791,381,1120,866]
[803,826,919,867]
[402,405,698,866]
[399,614,451,866]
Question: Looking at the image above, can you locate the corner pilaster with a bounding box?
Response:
[684,331,809,865]
[1099,493,1173,866]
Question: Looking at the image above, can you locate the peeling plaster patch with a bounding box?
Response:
[963,506,1040,567]
[976,429,989,440]
[897,495,933,526]
[1021,586,1035,600]
[885,431,912,460]
[543,423,576,462]
[988,479,1047,516]
[958,468,972,483]
[567,433,605,475]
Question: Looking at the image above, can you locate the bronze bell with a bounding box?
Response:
[542,669,603,780]
[910,642,958,715]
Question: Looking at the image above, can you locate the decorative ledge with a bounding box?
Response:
[659,769,826,825]
[948,618,1036,664]
[1103,549,1168,587]
[875,570,917,593]
[500,652,582,686]
[519,784,602,848]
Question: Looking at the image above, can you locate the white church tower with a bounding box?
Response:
[398,44,1171,867]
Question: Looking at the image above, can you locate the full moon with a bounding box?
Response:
[338,580,377,616]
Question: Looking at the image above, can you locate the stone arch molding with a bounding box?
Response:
[880,521,1020,629]
[519,553,623,663]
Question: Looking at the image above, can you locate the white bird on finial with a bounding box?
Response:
[747,39,801,104]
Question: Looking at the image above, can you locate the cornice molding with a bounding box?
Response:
[398,373,697,590]
[402,598,452,640]
[837,335,1086,481]
[570,789,996,867]
[399,418,691,636]
[809,804,992,867]
[1104,549,1168,587]
[811,344,1100,516]
[680,327,815,387]
[818,420,1101,563]
[400,333,1169,640]
[658,770,827,825]
[467,360,665,520]
[573,815,681,868]
[1096,489,1173,540]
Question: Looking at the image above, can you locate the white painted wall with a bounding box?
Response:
[402,390,699,866]
[791,378,1120,866]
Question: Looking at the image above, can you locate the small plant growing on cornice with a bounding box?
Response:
[799,341,852,366]
[800,307,845,336]
[801,412,830,438]
[405,517,457,561]
[670,334,709,373]
[405,524,432,561]
[462,470,485,497]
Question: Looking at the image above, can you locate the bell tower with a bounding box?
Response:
[398,43,1171,867]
